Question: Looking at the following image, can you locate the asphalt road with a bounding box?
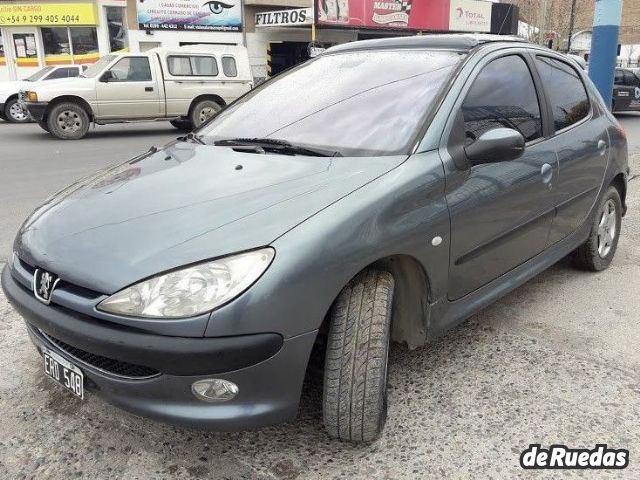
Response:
[0,118,639,479]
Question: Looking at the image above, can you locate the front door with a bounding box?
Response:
[95,55,162,119]
[5,27,42,80]
[444,53,556,300]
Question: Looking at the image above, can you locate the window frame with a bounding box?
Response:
[533,54,593,136]
[104,56,153,83]
[166,54,219,77]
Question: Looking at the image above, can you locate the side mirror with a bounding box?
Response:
[100,71,115,83]
[464,128,525,165]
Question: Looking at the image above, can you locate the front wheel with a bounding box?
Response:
[47,102,90,140]
[189,99,222,129]
[4,98,30,123]
[170,118,193,132]
[573,186,622,271]
[323,269,395,442]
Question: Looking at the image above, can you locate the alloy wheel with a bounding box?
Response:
[597,199,617,258]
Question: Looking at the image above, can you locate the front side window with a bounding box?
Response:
[535,56,590,131]
[107,57,152,82]
[167,55,218,76]
[200,50,463,156]
[222,56,237,77]
[46,67,78,80]
[462,55,542,144]
[83,55,116,78]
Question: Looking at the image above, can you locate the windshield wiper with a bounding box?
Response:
[214,137,341,157]
[177,132,206,145]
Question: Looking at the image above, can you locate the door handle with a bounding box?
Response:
[541,163,553,187]
[145,87,154,92]
[598,139,607,156]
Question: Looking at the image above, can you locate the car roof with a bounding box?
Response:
[324,34,526,55]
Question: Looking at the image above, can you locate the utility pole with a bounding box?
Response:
[589,0,624,109]
[539,0,548,45]
[567,0,578,51]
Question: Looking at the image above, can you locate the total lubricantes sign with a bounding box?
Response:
[449,0,491,32]
[137,0,242,31]
[316,0,492,32]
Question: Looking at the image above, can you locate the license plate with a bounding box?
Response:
[43,348,84,399]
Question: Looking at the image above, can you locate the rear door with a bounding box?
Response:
[95,55,162,119]
[614,69,640,111]
[533,55,609,244]
[444,52,557,300]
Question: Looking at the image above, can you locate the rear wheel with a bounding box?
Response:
[4,98,30,123]
[573,186,622,271]
[189,99,222,129]
[47,102,90,140]
[323,269,395,442]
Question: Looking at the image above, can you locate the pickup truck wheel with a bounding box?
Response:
[190,99,222,128]
[170,119,193,132]
[323,269,395,442]
[47,102,90,140]
[573,186,622,271]
[5,98,30,123]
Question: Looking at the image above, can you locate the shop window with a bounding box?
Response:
[106,6,128,52]
[70,27,99,56]
[0,35,5,57]
[167,55,218,76]
[42,27,71,56]
[222,56,237,77]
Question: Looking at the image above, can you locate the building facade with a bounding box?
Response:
[0,0,128,81]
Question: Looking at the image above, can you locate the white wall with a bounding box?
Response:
[127,29,242,53]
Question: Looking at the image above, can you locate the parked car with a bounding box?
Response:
[2,34,628,442]
[0,65,85,123]
[23,45,252,139]
[613,67,640,112]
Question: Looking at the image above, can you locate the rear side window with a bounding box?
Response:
[462,55,542,144]
[614,70,625,85]
[535,56,590,131]
[167,55,218,76]
[624,70,640,86]
[221,56,237,77]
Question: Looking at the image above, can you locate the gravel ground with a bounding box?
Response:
[0,138,638,478]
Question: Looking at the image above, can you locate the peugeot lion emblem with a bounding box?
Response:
[33,269,60,305]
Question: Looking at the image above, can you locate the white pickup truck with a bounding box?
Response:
[24,45,252,139]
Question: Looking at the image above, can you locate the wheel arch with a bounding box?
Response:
[610,172,627,215]
[44,96,94,122]
[188,94,226,117]
[319,254,433,350]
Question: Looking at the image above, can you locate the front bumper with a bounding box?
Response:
[25,102,48,122]
[2,265,317,430]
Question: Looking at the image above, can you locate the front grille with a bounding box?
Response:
[40,330,160,379]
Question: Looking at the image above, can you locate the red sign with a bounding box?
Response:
[316,0,451,31]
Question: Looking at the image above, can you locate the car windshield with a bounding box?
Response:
[200,49,464,156]
[82,55,117,78]
[24,66,55,82]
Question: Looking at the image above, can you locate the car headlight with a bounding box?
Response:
[26,91,38,102]
[97,248,274,318]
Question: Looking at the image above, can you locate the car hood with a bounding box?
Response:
[15,142,405,293]
[28,77,94,95]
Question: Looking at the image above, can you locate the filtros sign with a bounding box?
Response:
[256,8,312,27]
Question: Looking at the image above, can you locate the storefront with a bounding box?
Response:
[249,0,517,80]
[0,0,129,81]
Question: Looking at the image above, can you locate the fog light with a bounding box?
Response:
[192,379,238,403]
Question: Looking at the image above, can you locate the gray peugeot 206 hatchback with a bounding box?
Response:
[2,34,629,442]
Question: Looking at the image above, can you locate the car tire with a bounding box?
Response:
[189,99,222,129]
[170,118,193,132]
[323,269,395,442]
[573,185,622,271]
[4,98,30,123]
[47,102,90,140]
